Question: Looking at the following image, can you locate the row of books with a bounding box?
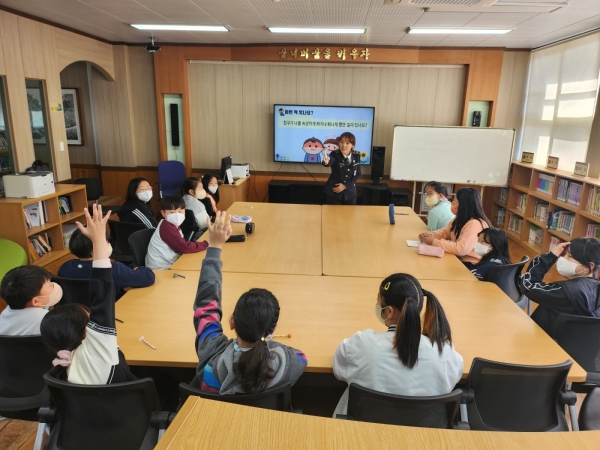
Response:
[585,224,600,239]
[547,210,575,236]
[536,173,555,196]
[533,202,549,223]
[28,234,53,261]
[58,196,73,215]
[516,193,527,213]
[23,201,49,228]
[62,223,78,248]
[494,207,506,226]
[497,188,509,204]
[507,213,523,234]
[586,187,600,217]
[549,236,566,252]
[528,225,544,246]
[557,179,583,206]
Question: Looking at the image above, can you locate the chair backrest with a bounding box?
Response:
[346,384,462,428]
[74,178,103,201]
[44,374,161,450]
[465,357,572,431]
[128,229,155,268]
[180,209,199,243]
[579,387,600,430]
[108,220,146,260]
[487,256,529,302]
[554,314,600,378]
[51,276,91,307]
[179,381,293,412]
[157,161,186,197]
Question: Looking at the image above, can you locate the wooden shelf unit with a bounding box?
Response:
[485,162,600,253]
[0,184,87,266]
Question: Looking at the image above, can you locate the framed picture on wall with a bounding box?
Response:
[26,87,46,144]
[62,88,83,145]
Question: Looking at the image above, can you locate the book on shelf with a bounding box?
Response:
[58,196,72,215]
[516,193,527,213]
[528,224,544,246]
[556,179,582,205]
[586,187,600,217]
[62,223,78,247]
[547,210,575,236]
[23,201,45,228]
[533,202,549,223]
[536,173,555,195]
[586,224,600,239]
[549,236,566,252]
[495,207,506,226]
[23,209,33,229]
[498,188,509,204]
[28,234,53,259]
[507,212,523,234]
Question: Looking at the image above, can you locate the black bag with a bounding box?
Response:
[26,160,50,172]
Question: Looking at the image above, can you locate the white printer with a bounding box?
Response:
[3,171,56,198]
[231,163,250,179]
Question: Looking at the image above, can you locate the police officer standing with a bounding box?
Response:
[322,132,361,205]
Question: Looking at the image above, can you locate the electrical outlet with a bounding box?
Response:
[60,142,65,151]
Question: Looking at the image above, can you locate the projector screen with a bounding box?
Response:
[273,104,375,164]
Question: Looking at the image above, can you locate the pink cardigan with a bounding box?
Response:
[431,218,489,264]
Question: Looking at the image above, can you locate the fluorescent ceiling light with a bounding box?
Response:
[131,24,228,32]
[408,28,512,35]
[269,27,365,34]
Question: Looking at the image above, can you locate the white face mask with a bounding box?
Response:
[107,243,113,258]
[165,212,185,227]
[137,190,153,203]
[208,186,218,195]
[474,242,491,256]
[374,304,390,326]
[195,189,207,200]
[37,282,63,308]
[556,257,585,277]
[425,194,440,207]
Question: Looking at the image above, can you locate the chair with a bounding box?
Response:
[40,374,174,450]
[129,229,155,268]
[461,358,578,431]
[180,209,200,243]
[108,220,146,264]
[178,381,296,412]
[51,276,91,307]
[74,178,120,216]
[579,387,600,430]
[0,335,53,450]
[338,384,467,429]
[487,255,530,310]
[0,238,27,284]
[157,161,186,198]
[554,314,600,390]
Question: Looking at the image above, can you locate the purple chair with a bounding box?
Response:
[157,160,186,198]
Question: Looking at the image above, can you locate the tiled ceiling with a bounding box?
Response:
[1,0,600,48]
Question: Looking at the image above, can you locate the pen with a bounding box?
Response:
[173,273,186,279]
[395,213,409,215]
[138,336,157,350]
[115,318,124,323]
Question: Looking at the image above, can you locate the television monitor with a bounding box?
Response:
[220,155,232,184]
[273,104,375,165]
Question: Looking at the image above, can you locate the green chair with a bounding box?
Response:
[0,238,28,284]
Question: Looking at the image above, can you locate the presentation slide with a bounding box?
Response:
[273,104,374,165]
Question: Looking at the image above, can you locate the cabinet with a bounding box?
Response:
[0,184,87,266]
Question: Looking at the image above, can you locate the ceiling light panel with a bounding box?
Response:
[269,27,365,33]
[409,27,513,34]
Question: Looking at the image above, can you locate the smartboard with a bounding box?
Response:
[390,126,515,186]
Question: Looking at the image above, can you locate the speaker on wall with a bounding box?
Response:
[170,104,180,147]
[371,146,385,185]
[472,111,482,127]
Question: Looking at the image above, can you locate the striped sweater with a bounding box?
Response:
[192,247,307,394]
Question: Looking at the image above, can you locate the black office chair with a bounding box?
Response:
[129,229,155,268]
[74,178,120,216]
[40,374,175,450]
[180,209,200,243]
[579,387,600,430]
[108,220,146,264]
[461,358,578,431]
[51,276,91,307]
[487,255,529,310]
[0,335,53,450]
[337,384,467,429]
[554,314,600,391]
[178,380,297,412]
[158,161,186,198]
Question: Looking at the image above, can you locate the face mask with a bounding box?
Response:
[195,190,207,200]
[374,304,390,326]
[451,205,458,215]
[37,282,63,308]
[474,242,491,256]
[556,257,585,277]
[425,195,439,207]
[208,186,218,195]
[137,190,152,203]
[166,212,185,227]
[107,243,113,258]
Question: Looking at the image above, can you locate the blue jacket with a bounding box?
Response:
[58,260,155,299]
[322,150,361,201]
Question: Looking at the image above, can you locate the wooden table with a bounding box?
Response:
[171,202,322,276]
[322,206,476,281]
[218,177,249,211]
[116,271,585,381]
[156,397,600,450]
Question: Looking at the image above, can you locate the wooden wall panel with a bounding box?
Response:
[54,28,114,81]
[406,68,439,126]
[269,65,297,171]
[18,17,45,79]
[189,63,217,169]
[323,68,353,106]
[242,65,271,172]
[494,51,529,130]
[0,20,5,75]
[468,50,504,101]
[433,68,466,126]
[215,64,244,166]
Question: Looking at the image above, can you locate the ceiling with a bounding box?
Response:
[2,0,600,48]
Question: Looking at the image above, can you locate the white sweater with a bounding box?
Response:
[183,194,210,230]
[332,325,463,416]
[0,307,48,335]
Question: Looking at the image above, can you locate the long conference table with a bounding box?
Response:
[116,202,585,382]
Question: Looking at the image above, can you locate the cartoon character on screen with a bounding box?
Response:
[322,136,340,158]
[302,137,324,163]
[278,108,285,117]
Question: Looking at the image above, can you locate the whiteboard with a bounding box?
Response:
[390,126,515,186]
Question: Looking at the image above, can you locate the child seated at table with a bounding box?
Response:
[40,205,135,384]
[146,195,208,270]
[0,266,63,335]
[424,181,454,231]
[332,273,463,416]
[58,228,155,299]
[192,211,307,394]
[470,228,512,281]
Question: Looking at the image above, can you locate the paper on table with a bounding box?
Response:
[406,240,421,247]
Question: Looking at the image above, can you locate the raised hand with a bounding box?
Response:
[76,204,111,260]
[206,211,232,248]
[323,152,330,165]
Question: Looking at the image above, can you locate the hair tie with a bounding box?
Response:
[260,337,265,342]
[52,350,73,367]
[384,282,391,290]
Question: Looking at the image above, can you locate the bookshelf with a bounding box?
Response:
[0,184,87,266]
[484,162,600,253]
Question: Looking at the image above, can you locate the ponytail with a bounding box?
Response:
[393,297,422,368]
[238,339,274,393]
[421,289,453,354]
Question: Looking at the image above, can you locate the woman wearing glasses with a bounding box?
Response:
[118,178,158,229]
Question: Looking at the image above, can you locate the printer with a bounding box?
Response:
[3,171,56,198]
[231,163,250,179]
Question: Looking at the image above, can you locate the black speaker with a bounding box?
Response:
[472,111,482,127]
[371,146,385,185]
[170,104,180,146]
